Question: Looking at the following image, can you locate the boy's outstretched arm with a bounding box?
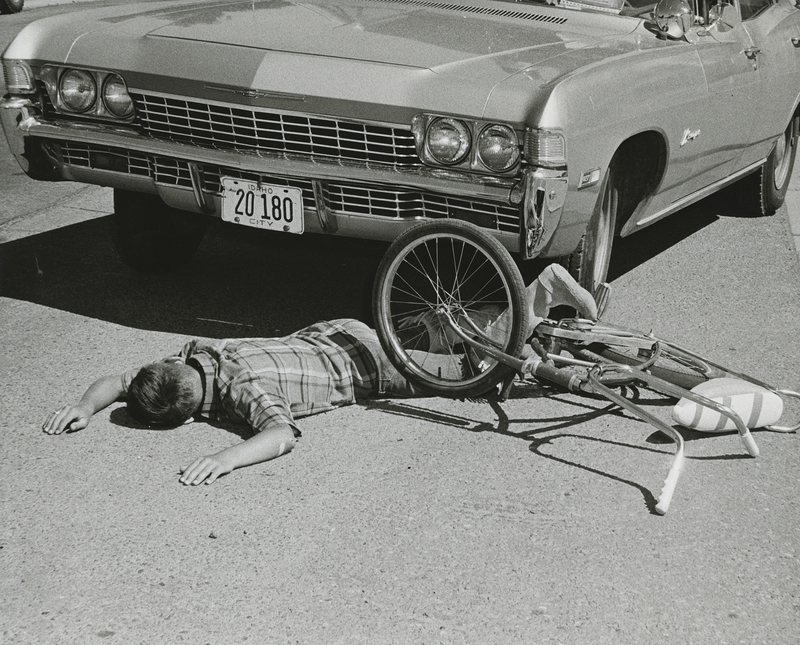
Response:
[42,372,134,435]
[179,423,297,486]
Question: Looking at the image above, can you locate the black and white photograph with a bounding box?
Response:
[1,0,799,642]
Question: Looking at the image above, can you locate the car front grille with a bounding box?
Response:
[60,141,152,177]
[57,141,520,234]
[130,92,421,168]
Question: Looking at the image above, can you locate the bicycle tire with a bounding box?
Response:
[566,328,725,390]
[372,220,529,398]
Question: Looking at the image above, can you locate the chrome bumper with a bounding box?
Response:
[2,96,569,258]
[521,167,569,258]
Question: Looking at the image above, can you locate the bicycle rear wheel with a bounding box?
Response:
[544,322,725,390]
[592,345,714,390]
[373,220,529,398]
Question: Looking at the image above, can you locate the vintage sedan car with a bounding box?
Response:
[2,0,799,291]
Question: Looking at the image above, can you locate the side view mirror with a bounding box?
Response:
[708,2,742,32]
[653,0,695,40]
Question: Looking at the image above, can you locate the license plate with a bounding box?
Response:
[220,178,304,234]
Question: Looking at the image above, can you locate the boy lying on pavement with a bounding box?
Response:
[42,265,597,485]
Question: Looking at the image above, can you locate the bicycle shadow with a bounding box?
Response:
[366,385,751,516]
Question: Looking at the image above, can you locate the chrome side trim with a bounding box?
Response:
[627,158,765,233]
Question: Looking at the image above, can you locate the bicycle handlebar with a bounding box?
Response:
[587,371,686,515]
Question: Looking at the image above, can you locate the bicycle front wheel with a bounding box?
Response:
[373,220,529,398]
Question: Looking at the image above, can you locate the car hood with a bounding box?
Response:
[142,0,629,71]
[12,0,644,121]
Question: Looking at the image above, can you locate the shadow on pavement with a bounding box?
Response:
[608,199,718,283]
[0,201,718,338]
[0,216,389,337]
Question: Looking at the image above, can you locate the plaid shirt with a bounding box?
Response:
[174,320,380,434]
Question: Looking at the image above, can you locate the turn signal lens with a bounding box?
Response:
[2,60,35,93]
[477,124,520,172]
[525,128,567,168]
[59,69,96,113]
[102,73,134,118]
[426,117,471,165]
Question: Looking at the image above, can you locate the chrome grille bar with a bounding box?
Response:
[130,93,421,168]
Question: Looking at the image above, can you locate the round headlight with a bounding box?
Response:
[102,74,134,118]
[59,69,97,113]
[426,118,471,165]
[477,124,520,172]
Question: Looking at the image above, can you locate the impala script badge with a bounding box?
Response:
[680,128,701,147]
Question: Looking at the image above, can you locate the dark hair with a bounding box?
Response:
[127,362,198,427]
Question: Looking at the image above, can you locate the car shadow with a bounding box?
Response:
[608,197,719,283]
[0,217,389,338]
[0,199,719,338]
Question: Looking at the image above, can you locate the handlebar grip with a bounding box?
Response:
[655,456,684,515]
[741,431,760,458]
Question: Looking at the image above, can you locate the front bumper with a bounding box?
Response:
[1,95,568,257]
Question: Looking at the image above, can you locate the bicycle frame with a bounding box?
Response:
[440,310,799,515]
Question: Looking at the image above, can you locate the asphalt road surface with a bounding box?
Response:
[2,4,799,644]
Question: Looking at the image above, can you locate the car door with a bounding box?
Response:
[738,0,800,165]
[689,3,762,188]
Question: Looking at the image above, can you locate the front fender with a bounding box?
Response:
[522,31,709,257]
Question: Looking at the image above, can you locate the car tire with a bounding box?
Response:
[111,189,208,274]
[0,0,24,14]
[737,113,798,217]
[561,165,619,297]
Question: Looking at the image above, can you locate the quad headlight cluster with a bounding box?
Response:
[413,114,521,174]
[41,66,134,120]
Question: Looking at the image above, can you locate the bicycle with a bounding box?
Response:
[372,219,799,514]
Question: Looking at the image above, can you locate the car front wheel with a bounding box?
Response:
[0,0,24,14]
[111,189,208,274]
[561,166,619,298]
[739,113,798,217]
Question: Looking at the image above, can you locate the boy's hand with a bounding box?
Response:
[42,404,92,435]
[42,374,129,436]
[178,425,296,485]
[179,454,233,486]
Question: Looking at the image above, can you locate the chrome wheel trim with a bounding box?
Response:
[773,119,796,190]
[588,174,617,291]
